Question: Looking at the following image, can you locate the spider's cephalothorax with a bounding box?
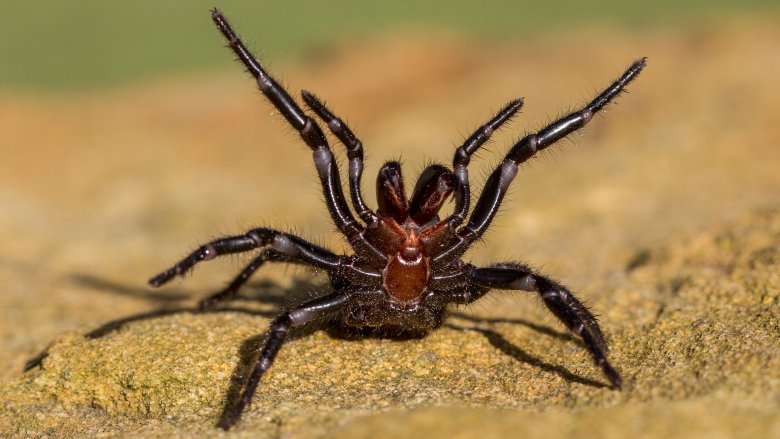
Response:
[149,9,646,430]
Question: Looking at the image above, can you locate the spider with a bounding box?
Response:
[149,9,646,430]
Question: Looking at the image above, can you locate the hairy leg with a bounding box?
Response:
[148,227,380,288]
[435,58,646,264]
[465,262,621,389]
[211,9,385,263]
[218,291,353,429]
[301,91,379,226]
[198,248,293,311]
[447,99,524,229]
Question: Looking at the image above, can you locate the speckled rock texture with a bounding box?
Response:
[1,17,779,438]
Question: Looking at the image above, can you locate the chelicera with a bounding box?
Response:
[149,9,646,430]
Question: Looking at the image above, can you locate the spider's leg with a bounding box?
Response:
[434,58,646,264]
[446,99,524,229]
[198,248,293,311]
[218,290,354,430]
[211,10,385,264]
[301,91,379,226]
[464,262,621,389]
[148,227,380,288]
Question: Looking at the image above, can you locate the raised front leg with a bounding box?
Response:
[435,58,647,264]
[211,9,385,263]
[466,262,622,389]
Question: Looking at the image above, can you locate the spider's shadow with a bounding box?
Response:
[23,274,318,371]
[446,311,607,389]
[76,272,327,329]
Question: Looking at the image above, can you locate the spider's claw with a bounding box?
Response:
[148,269,175,287]
[601,360,623,390]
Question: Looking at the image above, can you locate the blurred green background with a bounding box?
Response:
[2,0,777,91]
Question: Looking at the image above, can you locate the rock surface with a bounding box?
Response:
[1,17,779,438]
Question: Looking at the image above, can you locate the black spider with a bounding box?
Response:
[149,9,646,430]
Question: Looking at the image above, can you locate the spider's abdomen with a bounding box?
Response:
[382,244,430,307]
